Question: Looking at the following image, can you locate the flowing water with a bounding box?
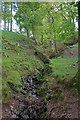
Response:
[11,75,47,120]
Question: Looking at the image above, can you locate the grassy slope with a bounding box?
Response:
[50,57,78,80]
[38,44,78,99]
[50,43,78,80]
[2,30,78,103]
[2,30,43,103]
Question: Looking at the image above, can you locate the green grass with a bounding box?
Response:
[2,30,26,42]
[50,57,78,81]
[38,56,78,101]
[2,30,43,103]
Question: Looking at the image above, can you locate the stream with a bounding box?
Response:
[10,75,47,120]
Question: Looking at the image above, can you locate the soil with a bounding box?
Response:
[2,93,20,118]
[2,90,79,119]
[47,84,79,118]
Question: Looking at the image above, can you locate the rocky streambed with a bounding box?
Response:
[8,75,48,120]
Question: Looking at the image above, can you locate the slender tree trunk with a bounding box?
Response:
[7,20,9,31]
[1,1,3,12]
[54,40,57,53]
[78,2,80,62]
[4,20,6,30]
[32,30,35,39]
[32,25,36,39]
[10,2,12,31]
[78,1,80,94]
[19,25,22,33]
[32,26,38,45]
[17,2,19,7]
[26,29,30,40]
[41,34,43,42]
[4,3,6,30]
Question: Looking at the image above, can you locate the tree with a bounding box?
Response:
[10,2,12,31]
[2,2,13,31]
[14,2,78,50]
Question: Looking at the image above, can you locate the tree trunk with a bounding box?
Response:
[1,1,4,12]
[10,3,12,31]
[54,40,57,53]
[4,19,6,30]
[78,1,80,73]
[32,26,35,39]
[26,29,30,40]
[7,20,9,31]
[41,31,43,45]
[4,4,6,30]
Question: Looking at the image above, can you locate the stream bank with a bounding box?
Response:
[2,50,79,119]
[2,50,52,120]
[2,75,48,120]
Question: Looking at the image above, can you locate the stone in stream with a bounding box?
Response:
[24,75,33,89]
[20,110,30,119]
[10,114,18,119]
[19,102,28,109]
[29,91,39,99]
[27,75,33,85]
[19,108,37,120]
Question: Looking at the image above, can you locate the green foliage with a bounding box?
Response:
[14,2,78,44]
[2,2,12,22]
[37,81,64,101]
[2,79,12,103]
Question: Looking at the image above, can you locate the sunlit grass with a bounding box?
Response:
[50,57,78,80]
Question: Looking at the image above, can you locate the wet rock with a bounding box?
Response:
[10,105,13,111]
[10,114,18,118]
[16,74,48,120]
[19,110,30,119]
[27,75,33,84]
[32,77,43,85]
[19,102,28,110]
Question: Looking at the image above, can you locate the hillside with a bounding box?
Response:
[2,30,44,102]
[2,30,78,119]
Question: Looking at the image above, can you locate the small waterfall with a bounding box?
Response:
[10,74,47,119]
